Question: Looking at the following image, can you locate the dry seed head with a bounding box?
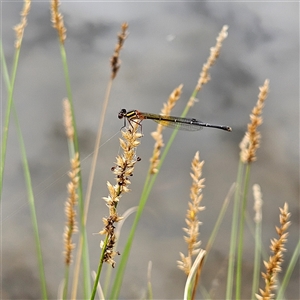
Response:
[51,0,67,44]
[111,22,129,79]
[178,151,205,275]
[150,84,183,174]
[240,79,269,163]
[256,202,291,300]
[188,25,228,107]
[14,0,31,49]
[177,252,192,275]
[63,153,80,265]
[100,122,141,267]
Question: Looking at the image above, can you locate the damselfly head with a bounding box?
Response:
[118,109,127,119]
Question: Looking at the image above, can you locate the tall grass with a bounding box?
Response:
[1,1,299,299]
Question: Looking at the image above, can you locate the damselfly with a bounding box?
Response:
[118,109,232,132]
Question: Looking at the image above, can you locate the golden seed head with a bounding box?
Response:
[63,152,80,266]
[240,79,269,163]
[178,151,205,275]
[14,0,31,49]
[100,122,141,267]
[51,0,67,44]
[149,84,183,174]
[188,25,228,107]
[257,202,291,299]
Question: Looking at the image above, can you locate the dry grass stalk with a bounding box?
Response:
[256,203,291,300]
[14,0,31,49]
[149,84,183,174]
[240,79,269,163]
[63,152,80,265]
[99,123,142,267]
[111,22,129,79]
[188,25,228,107]
[178,151,205,275]
[51,0,67,44]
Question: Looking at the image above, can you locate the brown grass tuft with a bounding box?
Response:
[111,22,129,79]
[149,84,183,174]
[51,0,67,44]
[100,123,142,267]
[14,0,31,49]
[240,79,269,163]
[178,151,205,275]
[256,203,291,300]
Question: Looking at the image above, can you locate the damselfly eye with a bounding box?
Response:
[118,109,127,119]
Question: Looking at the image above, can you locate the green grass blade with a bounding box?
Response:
[205,183,235,259]
[1,41,48,298]
[90,235,109,300]
[183,250,206,300]
[13,105,48,299]
[226,160,245,299]
[63,265,70,300]
[276,238,300,300]
[251,196,262,299]
[235,164,251,299]
[0,43,20,198]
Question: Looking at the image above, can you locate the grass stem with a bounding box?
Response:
[226,160,244,299]
[236,163,251,299]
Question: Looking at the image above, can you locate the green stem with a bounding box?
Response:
[276,238,300,300]
[0,44,20,197]
[205,183,234,260]
[1,43,48,299]
[226,160,244,300]
[235,163,251,299]
[63,266,70,300]
[90,235,109,300]
[251,209,262,299]
[14,106,48,299]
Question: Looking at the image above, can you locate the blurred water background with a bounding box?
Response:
[1,1,299,299]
